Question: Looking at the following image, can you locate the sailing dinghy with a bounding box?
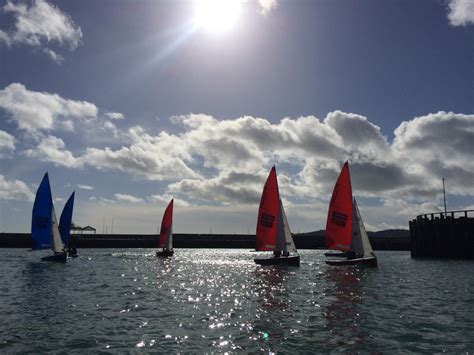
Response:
[254,166,300,267]
[31,173,67,263]
[156,199,174,257]
[325,162,377,267]
[59,191,78,258]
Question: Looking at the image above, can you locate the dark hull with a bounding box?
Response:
[324,251,350,257]
[67,249,78,258]
[156,250,174,257]
[254,255,300,267]
[41,252,68,263]
[326,256,377,267]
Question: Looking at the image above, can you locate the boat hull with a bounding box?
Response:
[156,250,174,257]
[325,256,377,267]
[254,255,300,267]
[324,251,350,257]
[41,252,68,263]
[67,248,78,258]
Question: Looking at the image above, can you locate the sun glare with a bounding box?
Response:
[194,0,242,33]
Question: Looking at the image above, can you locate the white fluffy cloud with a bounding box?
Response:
[447,0,474,26]
[0,130,15,158]
[114,193,144,204]
[24,135,78,167]
[4,104,473,230]
[105,112,125,120]
[0,175,35,201]
[77,184,94,190]
[0,0,82,62]
[0,83,97,133]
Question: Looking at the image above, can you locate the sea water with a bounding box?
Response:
[0,249,473,353]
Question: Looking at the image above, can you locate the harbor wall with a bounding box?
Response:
[409,210,474,259]
[0,231,410,250]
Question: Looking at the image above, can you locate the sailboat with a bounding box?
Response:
[325,162,377,267]
[156,199,174,257]
[31,173,67,263]
[59,191,78,258]
[254,166,300,266]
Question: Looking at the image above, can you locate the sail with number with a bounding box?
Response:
[254,166,300,266]
[159,199,173,250]
[256,167,280,251]
[325,162,353,251]
[59,191,75,247]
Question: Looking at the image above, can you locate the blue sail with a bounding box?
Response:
[59,191,75,247]
[31,173,53,250]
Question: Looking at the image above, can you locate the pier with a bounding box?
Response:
[409,210,474,259]
[0,230,410,250]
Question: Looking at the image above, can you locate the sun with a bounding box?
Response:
[194,0,242,33]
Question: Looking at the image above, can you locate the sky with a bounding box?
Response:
[0,0,473,234]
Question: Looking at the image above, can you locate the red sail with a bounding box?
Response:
[256,166,280,251]
[159,199,173,248]
[325,162,353,251]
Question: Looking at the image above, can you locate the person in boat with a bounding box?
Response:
[273,250,281,258]
[282,251,289,257]
[347,251,363,259]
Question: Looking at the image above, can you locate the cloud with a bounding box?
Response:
[0,0,82,62]
[7,102,473,231]
[168,170,264,205]
[114,193,144,204]
[0,130,15,158]
[148,194,191,207]
[77,184,93,190]
[393,111,474,196]
[43,48,64,64]
[0,175,35,201]
[447,0,474,26]
[79,126,198,180]
[0,83,97,133]
[105,112,125,120]
[258,0,278,15]
[24,135,78,167]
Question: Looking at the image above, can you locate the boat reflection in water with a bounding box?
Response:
[250,267,293,351]
[323,267,368,350]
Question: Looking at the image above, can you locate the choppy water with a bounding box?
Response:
[0,249,473,353]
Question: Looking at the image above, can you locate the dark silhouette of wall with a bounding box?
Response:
[410,210,474,259]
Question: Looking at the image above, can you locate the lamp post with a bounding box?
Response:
[442,178,447,215]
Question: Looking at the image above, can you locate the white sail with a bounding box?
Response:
[354,200,374,257]
[165,225,173,250]
[51,206,64,253]
[275,199,297,253]
[351,199,374,257]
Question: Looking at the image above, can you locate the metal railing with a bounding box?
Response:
[416,209,474,220]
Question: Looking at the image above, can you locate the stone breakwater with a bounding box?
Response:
[0,232,410,250]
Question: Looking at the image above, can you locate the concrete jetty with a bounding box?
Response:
[409,210,474,259]
[0,230,410,250]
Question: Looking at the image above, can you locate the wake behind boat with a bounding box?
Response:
[254,166,300,267]
[156,199,174,257]
[31,173,68,263]
[324,162,377,268]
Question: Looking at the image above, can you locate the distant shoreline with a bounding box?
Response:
[0,230,410,250]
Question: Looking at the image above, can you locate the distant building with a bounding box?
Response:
[71,223,96,234]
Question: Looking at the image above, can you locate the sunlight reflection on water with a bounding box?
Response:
[0,249,473,352]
